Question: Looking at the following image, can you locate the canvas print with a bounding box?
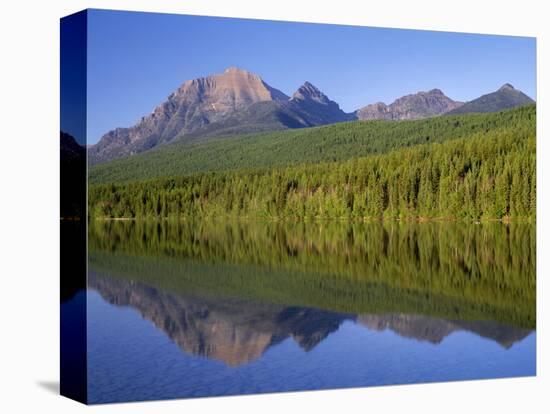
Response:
[60,9,536,405]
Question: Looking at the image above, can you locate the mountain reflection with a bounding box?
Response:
[357,315,531,349]
[89,220,536,328]
[89,271,532,366]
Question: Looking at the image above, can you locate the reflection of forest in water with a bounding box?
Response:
[89,270,533,367]
[89,219,535,328]
[88,219,535,365]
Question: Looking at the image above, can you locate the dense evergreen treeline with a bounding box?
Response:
[89,220,535,328]
[89,105,536,184]
[89,115,535,219]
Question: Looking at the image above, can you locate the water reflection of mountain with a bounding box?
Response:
[90,271,345,366]
[89,272,532,367]
[88,220,536,328]
[357,315,531,349]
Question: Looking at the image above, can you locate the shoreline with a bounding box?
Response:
[91,215,535,224]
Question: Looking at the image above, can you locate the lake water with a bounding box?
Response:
[78,220,535,403]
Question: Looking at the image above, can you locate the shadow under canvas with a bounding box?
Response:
[37,381,59,395]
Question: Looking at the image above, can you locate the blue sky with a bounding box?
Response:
[84,9,536,144]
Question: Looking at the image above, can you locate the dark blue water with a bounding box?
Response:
[85,284,535,404]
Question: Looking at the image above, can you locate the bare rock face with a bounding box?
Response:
[190,81,353,137]
[89,71,357,164]
[356,89,463,121]
[355,102,391,120]
[89,67,289,163]
[292,81,334,104]
[289,81,354,125]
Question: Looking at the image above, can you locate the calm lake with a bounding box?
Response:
[79,220,535,403]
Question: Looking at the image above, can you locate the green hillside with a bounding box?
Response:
[89,109,535,220]
[89,105,535,184]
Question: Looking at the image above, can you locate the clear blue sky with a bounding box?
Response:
[85,9,536,144]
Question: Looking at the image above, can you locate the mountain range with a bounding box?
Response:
[89,67,534,164]
[355,88,463,120]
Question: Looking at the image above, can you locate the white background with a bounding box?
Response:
[0,0,548,412]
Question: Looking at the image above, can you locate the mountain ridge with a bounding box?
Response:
[89,67,290,163]
[89,68,534,164]
[445,83,535,115]
[356,88,463,121]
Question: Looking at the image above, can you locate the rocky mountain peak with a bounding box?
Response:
[428,88,444,95]
[287,81,352,125]
[224,66,250,74]
[298,81,321,93]
[222,66,263,79]
[219,66,264,83]
[292,81,330,104]
[89,68,291,163]
[356,88,462,121]
[499,83,515,91]
[445,83,534,115]
[175,67,286,103]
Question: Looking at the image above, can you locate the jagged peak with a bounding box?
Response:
[292,81,330,102]
[498,83,515,91]
[297,81,322,93]
[427,88,444,95]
